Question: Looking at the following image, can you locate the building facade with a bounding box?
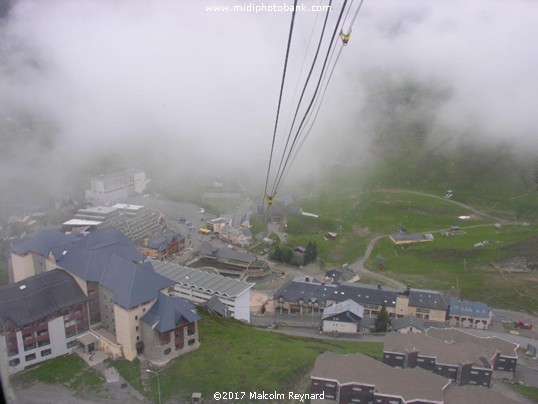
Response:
[0,270,89,374]
[273,277,448,322]
[8,227,200,370]
[150,260,254,322]
[85,169,149,205]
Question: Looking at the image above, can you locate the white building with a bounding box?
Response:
[85,169,149,205]
[321,299,364,334]
[150,260,254,323]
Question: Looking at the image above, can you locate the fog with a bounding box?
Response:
[1,0,537,209]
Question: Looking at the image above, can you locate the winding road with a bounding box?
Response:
[330,188,518,290]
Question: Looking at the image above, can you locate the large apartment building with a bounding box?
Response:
[85,169,149,205]
[0,270,89,374]
[63,203,161,244]
[4,227,200,373]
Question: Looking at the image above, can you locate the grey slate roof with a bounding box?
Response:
[274,277,338,305]
[199,241,256,263]
[201,296,230,317]
[0,269,87,327]
[338,283,399,308]
[449,298,491,319]
[147,232,184,251]
[274,277,399,308]
[311,352,449,403]
[322,299,364,320]
[98,257,173,309]
[21,227,172,309]
[408,289,448,311]
[392,315,426,331]
[11,230,74,256]
[150,260,254,297]
[141,294,200,333]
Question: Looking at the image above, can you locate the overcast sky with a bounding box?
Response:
[1,0,537,206]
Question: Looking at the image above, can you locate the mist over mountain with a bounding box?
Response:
[1,0,537,214]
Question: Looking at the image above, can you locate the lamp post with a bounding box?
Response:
[146,369,161,404]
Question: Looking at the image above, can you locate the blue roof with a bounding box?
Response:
[449,298,491,319]
[11,230,74,256]
[99,257,173,308]
[0,269,87,326]
[20,227,172,309]
[141,294,200,333]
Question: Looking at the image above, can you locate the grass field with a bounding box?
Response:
[508,384,538,402]
[282,189,538,313]
[287,190,484,267]
[12,353,104,391]
[364,223,538,312]
[108,311,383,402]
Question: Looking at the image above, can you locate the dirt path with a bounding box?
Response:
[381,188,514,224]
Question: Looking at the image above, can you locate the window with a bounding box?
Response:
[188,339,196,346]
[9,358,20,367]
[24,343,36,351]
[164,348,171,355]
[136,336,140,341]
[67,340,78,349]
[135,315,138,320]
[41,349,52,357]
[470,370,479,375]
[136,326,139,331]
[25,353,36,361]
[38,339,50,347]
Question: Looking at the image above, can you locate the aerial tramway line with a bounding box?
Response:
[262,0,366,211]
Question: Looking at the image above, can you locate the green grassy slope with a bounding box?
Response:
[110,312,382,402]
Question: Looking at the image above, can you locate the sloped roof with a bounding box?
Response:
[0,269,87,327]
[322,299,364,320]
[11,230,74,256]
[384,332,493,368]
[426,327,518,358]
[408,289,447,311]
[20,227,171,309]
[99,257,173,308]
[392,315,426,331]
[150,260,254,297]
[199,241,256,263]
[274,277,337,305]
[311,352,449,403]
[274,277,399,308]
[52,227,146,281]
[338,283,399,308]
[449,298,491,319]
[141,294,200,333]
[444,384,521,404]
[201,296,230,317]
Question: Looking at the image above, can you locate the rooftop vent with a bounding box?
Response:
[62,250,67,256]
[19,285,26,290]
